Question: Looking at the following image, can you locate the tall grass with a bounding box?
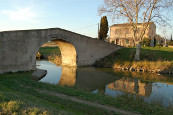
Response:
[0,101,48,115]
[113,60,173,72]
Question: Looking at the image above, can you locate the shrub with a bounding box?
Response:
[168,41,173,46]
[0,101,48,115]
[0,101,21,114]
[142,37,151,47]
[156,44,163,47]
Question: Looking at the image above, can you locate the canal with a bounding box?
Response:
[37,60,173,107]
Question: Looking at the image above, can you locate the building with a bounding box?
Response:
[109,22,156,47]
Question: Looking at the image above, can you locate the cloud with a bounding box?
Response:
[2,7,38,23]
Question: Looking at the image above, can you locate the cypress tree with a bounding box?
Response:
[171,34,172,41]
[99,16,108,40]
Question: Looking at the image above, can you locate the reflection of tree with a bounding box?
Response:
[134,78,139,94]
[144,83,152,97]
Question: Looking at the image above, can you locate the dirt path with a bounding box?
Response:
[37,89,141,115]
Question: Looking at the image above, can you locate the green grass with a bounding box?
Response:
[0,72,117,115]
[95,47,173,72]
[39,47,61,58]
[0,72,173,115]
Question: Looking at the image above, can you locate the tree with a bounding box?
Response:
[98,0,173,60]
[171,34,173,41]
[99,16,109,40]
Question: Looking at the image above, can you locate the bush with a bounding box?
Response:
[168,41,173,46]
[156,43,163,47]
[0,101,48,115]
[0,101,21,114]
[142,37,151,47]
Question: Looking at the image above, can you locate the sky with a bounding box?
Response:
[0,0,172,39]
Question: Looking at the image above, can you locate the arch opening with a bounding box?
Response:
[36,39,77,67]
[52,39,77,66]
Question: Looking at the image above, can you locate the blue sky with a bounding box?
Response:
[0,0,172,39]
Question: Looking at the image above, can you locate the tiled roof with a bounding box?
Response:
[110,22,154,27]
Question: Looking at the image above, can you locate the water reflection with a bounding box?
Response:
[37,60,62,84]
[75,67,122,92]
[58,66,76,87]
[37,60,173,106]
[107,78,152,97]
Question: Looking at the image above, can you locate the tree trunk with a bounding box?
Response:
[134,42,141,61]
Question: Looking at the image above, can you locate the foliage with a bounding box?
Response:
[48,55,61,65]
[169,41,173,46]
[39,47,61,59]
[99,16,109,40]
[142,37,151,47]
[171,34,173,41]
[0,101,48,115]
[156,43,163,47]
[39,47,61,65]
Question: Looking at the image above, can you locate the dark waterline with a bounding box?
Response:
[37,60,173,107]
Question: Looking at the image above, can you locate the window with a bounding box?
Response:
[126,39,129,44]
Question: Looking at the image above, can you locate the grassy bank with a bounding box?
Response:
[96,47,173,73]
[0,72,173,114]
[39,47,61,65]
[39,47,61,59]
[0,72,115,115]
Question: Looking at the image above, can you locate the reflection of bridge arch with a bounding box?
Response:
[58,66,77,87]
[0,28,121,73]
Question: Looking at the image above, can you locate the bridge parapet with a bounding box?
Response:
[0,28,121,74]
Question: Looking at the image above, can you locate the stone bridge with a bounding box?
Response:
[0,28,121,74]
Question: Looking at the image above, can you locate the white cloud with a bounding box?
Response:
[2,7,38,23]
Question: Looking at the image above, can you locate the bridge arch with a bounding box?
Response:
[34,38,77,67]
[0,28,121,74]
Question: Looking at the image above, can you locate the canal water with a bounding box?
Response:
[36,60,173,107]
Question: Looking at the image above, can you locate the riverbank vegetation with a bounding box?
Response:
[96,47,173,73]
[0,72,173,114]
[39,47,61,65]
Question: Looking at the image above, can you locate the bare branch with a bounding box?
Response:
[98,0,173,43]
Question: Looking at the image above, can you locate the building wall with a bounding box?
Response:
[109,22,156,47]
